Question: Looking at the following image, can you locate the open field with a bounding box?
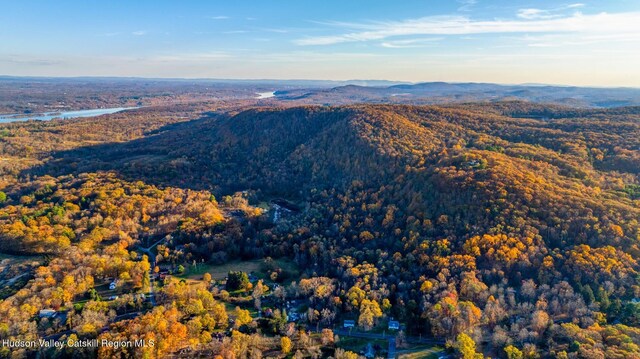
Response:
[180,258,299,282]
[182,259,264,280]
[397,346,445,359]
[336,336,388,354]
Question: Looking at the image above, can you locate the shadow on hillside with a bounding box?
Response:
[19,105,343,197]
[21,113,228,192]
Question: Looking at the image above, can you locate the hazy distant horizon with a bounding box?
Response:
[2,74,640,90]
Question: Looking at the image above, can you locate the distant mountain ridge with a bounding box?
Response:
[3,76,640,110]
[0,75,407,88]
[275,82,640,108]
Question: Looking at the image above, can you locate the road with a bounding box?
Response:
[136,235,168,264]
[387,337,396,359]
[1,272,29,286]
[136,236,169,307]
[145,257,157,307]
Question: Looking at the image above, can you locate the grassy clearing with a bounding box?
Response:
[180,258,300,282]
[182,259,264,280]
[397,346,445,359]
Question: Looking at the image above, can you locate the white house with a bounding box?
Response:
[39,309,56,318]
[343,320,355,328]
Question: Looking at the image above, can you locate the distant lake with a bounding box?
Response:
[256,91,276,99]
[0,107,138,123]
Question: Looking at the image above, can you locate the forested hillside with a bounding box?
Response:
[1,102,639,358]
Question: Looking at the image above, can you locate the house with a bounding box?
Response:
[39,309,56,318]
[343,320,355,328]
[288,312,299,322]
[388,320,400,330]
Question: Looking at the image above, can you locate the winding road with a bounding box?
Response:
[136,235,171,307]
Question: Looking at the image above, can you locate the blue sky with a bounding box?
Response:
[1,0,640,86]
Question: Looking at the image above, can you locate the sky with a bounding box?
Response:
[1,0,640,86]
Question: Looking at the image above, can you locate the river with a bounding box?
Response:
[0,107,138,123]
[256,91,276,99]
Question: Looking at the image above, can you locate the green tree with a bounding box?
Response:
[581,285,595,305]
[227,271,250,291]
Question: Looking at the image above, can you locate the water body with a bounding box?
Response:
[256,91,276,99]
[0,107,138,123]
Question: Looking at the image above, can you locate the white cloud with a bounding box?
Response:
[517,3,586,19]
[523,32,640,47]
[457,0,477,12]
[132,30,147,36]
[381,37,443,48]
[208,16,229,20]
[151,52,232,63]
[295,11,640,46]
[517,8,558,20]
[253,51,384,63]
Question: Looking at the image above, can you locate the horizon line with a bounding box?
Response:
[1,74,639,90]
